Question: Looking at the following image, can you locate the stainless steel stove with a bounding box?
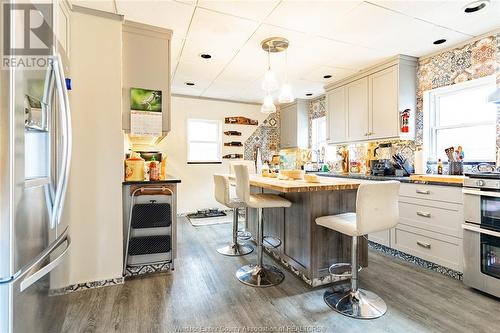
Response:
[463,172,500,297]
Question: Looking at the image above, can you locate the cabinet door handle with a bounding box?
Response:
[416,211,431,218]
[416,189,430,195]
[416,241,431,249]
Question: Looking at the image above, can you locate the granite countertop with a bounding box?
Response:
[316,172,463,187]
[122,175,181,185]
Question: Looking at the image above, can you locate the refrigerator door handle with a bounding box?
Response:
[19,226,71,292]
[50,54,72,227]
[0,226,70,287]
[55,53,72,226]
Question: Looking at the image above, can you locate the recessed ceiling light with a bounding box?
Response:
[185,82,195,86]
[305,93,313,96]
[463,0,489,13]
[323,75,332,79]
[433,39,447,45]
[200,53,212,59]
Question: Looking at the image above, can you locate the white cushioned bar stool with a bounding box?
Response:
[315,181,400,319]
[213,174,253,256]
[229,160,256,241]
[233,164,291,287]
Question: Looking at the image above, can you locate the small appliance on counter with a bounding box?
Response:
[371,143,395,176]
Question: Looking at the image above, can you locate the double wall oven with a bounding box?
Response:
[463,173,500,297]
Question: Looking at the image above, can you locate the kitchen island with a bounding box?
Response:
[245,175,366,287]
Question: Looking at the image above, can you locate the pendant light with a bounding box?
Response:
[261,93,276,114]
[278,49,294,103]
[261,44,279,92]
[260,37,292,113]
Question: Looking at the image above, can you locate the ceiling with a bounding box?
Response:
[73,0,500,104]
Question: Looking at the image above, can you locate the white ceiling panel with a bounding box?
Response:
[300,65,358,85]
[116,0,195,38]
[198,0,280,22]
[266,0,362,36]
[372,0,500,36]
[180,8,259,64]
[72,0,116,13]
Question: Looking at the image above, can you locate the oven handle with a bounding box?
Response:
[462,189,500,198]
[462,224,500,238]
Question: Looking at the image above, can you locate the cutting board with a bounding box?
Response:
[409,174,465,184]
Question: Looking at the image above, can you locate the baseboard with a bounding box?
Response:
[49,276,124,296]
[368,241,463,280]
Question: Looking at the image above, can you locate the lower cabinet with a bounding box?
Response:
[369,182,464,272]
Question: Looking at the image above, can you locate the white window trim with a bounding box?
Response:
[186,118,223,164]
[423,75,496,162]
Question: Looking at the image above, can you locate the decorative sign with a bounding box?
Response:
[130,88,162,136]
[224,116,258,125]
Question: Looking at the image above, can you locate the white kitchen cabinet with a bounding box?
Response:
[325,55,417,144]
[122,20,172,143]
[346,77,369,142]
[280,99,309,149]
[326,86,347,143]
[369,65,399,140]
[366,182,464,272]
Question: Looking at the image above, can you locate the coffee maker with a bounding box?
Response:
[371,143,395,176]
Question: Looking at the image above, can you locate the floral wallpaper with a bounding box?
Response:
[308,97,327,147]
[416,34,499,145]
[244,110,280,163]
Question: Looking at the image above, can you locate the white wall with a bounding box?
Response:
[157,96,266,214]
[54,9,124,287]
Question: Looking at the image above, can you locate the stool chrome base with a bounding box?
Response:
[217,243,253,256]
[236,264,284,287]
[324,287,387,319]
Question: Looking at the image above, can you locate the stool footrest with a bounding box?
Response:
[237,230,252,241]
[328,263,362,277]
[263,236,281,249]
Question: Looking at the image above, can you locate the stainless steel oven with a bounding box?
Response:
[463,174,500,297]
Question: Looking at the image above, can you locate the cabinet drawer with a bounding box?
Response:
[398,200,463,238]
[368,230,390,247]
[392,225,462,271]
[400,183,463,204]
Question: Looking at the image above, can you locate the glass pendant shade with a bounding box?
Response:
[261,69,279,92]
[278,83,294,103]
[261,94,276,114]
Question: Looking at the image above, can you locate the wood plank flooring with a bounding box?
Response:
[56,217,500,333]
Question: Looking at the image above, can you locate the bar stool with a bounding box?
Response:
[213,174,253,256]
[229,160,256,241]
[315,181,400,319]
[233,164,291,287]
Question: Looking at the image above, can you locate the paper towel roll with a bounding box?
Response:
[414,148,426,174]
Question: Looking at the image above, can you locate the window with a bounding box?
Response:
[187,119,222,163]
[311,116,327,152]
[425,76,497,162]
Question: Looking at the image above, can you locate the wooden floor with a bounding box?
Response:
[56,217,500,333]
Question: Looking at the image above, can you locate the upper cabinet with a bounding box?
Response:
[122,20,172,142]
[326,86,347,143]
[325,55,417,144]
[280,99,309,149]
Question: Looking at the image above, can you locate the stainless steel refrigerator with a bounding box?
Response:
[0,2,72,332]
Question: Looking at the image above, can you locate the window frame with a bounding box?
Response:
[311,116,327,151]
[424,75,496,162]
[186,118,223,164]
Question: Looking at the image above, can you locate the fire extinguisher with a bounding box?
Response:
[400,109,410,133]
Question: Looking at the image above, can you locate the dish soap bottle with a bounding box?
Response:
[437,159,443,175]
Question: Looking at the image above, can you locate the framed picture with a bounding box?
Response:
[130,87,162,112]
